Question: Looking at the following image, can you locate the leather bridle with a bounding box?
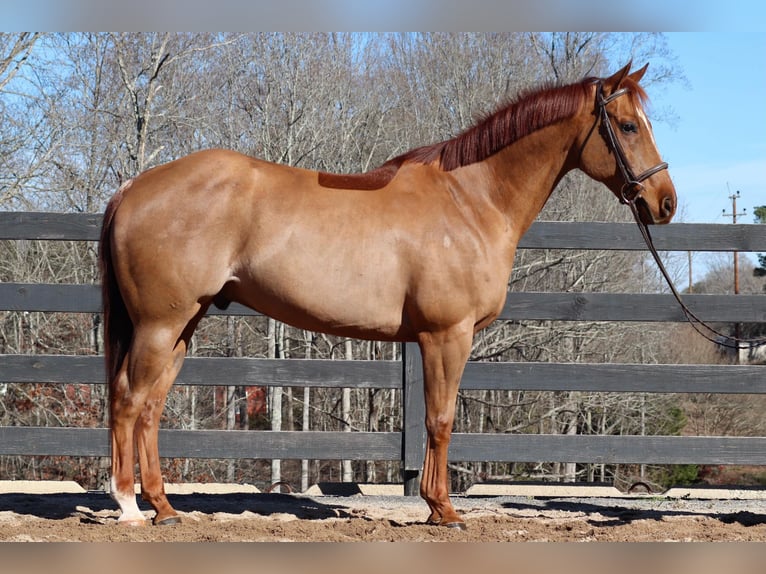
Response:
[596,81,766,350]
[596,82,669,206]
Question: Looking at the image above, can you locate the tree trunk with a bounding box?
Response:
[268,318,282,488]
[301,329,312,492]
[341,338,353,482]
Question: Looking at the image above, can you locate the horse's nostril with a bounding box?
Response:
[661,196,675,218]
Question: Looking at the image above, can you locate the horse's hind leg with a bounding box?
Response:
[133,343,186,525]
[134,312,205,525]
[110,320,192,526]
[110,361,147,526]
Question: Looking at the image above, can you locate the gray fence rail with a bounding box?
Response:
[1,212,765,493]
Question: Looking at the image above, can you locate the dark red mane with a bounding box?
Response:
[318,74,649,189]
[393,78,599,171]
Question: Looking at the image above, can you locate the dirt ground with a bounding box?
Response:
[3,487,766,542]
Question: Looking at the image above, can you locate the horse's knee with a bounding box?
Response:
[136,397,163,427]
[425,415,453,445]
[111,389,148,422]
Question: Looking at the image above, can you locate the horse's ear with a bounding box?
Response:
[602,62,633,94]
[628,63,649,84]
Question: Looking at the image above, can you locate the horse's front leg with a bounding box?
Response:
[418,323,473,530]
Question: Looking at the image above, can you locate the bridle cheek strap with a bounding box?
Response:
[596,84,668,205]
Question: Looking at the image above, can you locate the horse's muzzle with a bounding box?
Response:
[634,193,674,225]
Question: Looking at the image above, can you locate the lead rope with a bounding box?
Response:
[626,199,766,350]
[596,80,765,351]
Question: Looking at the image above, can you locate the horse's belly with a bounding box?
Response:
[229,270,411,341]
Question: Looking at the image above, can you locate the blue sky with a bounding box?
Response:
[651,32,766,225]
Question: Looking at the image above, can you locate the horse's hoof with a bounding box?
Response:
[425,517,467,530]
[153,515,182,526]
[117,518,148,527]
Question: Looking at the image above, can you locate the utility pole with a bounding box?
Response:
[722,189,747,358]
[687,251,693,293]
[722,189,747,294]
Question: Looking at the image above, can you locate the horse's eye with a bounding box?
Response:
[621,122,638,134]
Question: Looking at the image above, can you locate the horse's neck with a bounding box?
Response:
[477,120,579,239]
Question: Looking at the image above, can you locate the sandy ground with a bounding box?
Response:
[2,483,766,542]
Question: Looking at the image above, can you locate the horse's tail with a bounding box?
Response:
[99,182,133,393]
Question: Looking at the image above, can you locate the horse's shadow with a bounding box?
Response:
[0,491,356,523]
[500,498,766,528]
[169,492,356,520]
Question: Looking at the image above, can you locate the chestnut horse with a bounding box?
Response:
[99,63,675,528]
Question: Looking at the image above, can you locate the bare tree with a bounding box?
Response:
[0,33,38,91]
[0,33,42,208]
[2,32,694,490]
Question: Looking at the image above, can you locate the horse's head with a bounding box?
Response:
[579,63,676,225]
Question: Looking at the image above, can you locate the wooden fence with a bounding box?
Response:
[1,212,765,493]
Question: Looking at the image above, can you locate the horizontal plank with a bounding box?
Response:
[0,355,400,388]
[0,283,102,313]
[2,354,765,395]
[0,354,106,383]
[0,212,103,241]
[449,434,766,465]
[500,291,766,322]
[2,282,764,323]
[3,426,765,466]
[520,222,766,252]
[3,213,765,252]
[0,427,402,460]
[460,362,766,394]
[157,430,403,460]
[0,427,109,457]
[0,283,255,315]
[175,356,401,388]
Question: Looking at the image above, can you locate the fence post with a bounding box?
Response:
[401,341,426,496]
